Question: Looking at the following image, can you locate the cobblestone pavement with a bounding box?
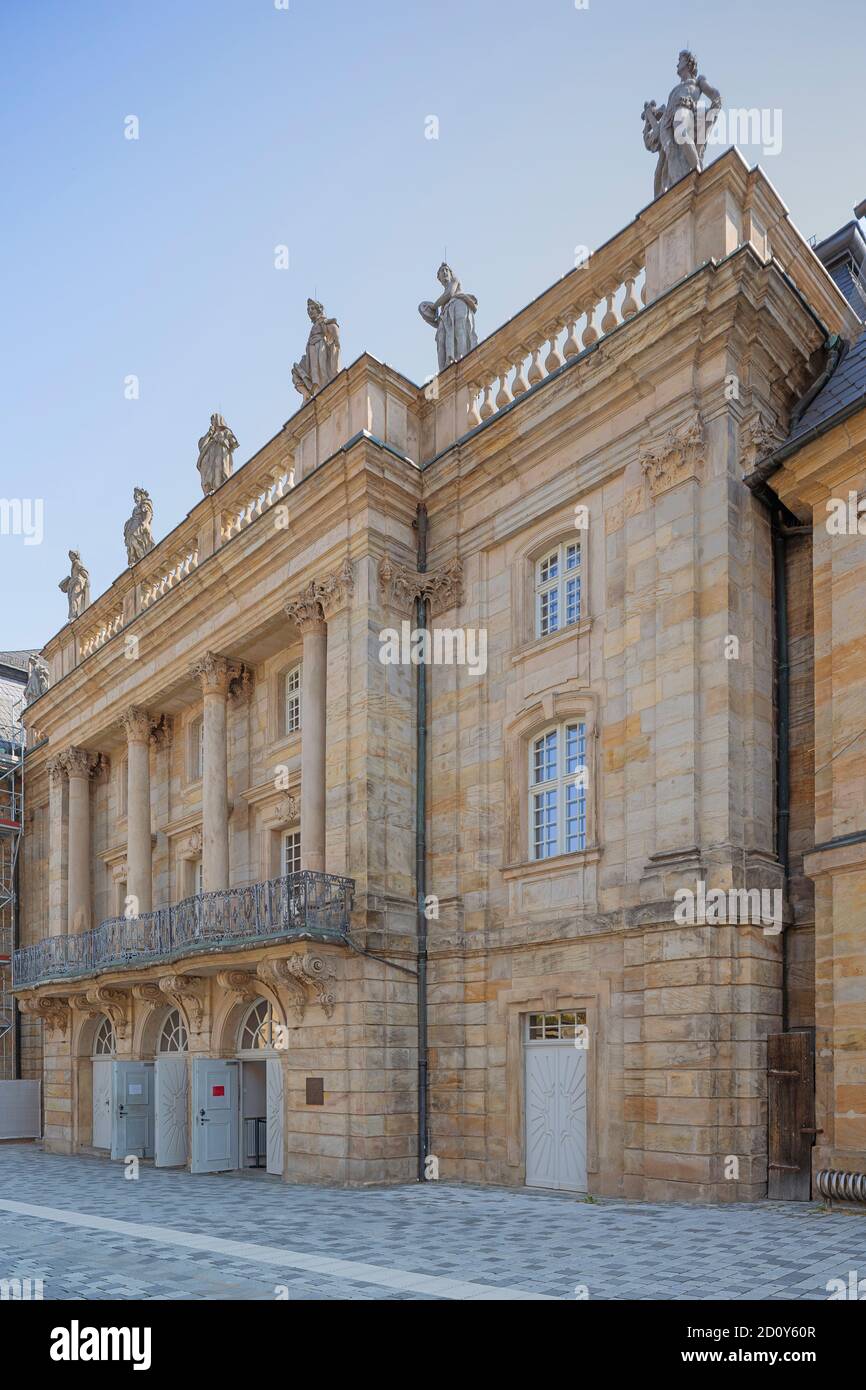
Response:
[1,1145,864,1300]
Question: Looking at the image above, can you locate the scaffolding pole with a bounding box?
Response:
[0,720,25,1081]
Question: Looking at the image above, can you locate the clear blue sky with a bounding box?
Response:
[2,0,863,650]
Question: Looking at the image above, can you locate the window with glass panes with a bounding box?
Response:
[535,542,582,637]
[527,1010,587,1041]
[530,721,588,859]
[283,665,301,735]
[281,830,301,876]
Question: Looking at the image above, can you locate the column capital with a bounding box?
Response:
[378,553,464,617]
[46,754,66,785]
[190,651,238,696]
[286,556,354,631]
[120,705,152,744]
[61,746,102,779]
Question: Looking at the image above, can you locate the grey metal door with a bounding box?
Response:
[191,1058,239,1173]
[525,1042,587,1191]
[111,1061,154,1160]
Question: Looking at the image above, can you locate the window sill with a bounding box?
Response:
[511,618,593,665]
[501,847,601,881]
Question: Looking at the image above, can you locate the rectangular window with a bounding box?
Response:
[532,730,557,784]
[284,665,301,735]
[528,1010,587,1041]
[530,721,587,859]
[281,830,301,877]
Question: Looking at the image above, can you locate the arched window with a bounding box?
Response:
[239,998,280,1051]
[530,721,587,859]
[158,1009,188,1054]
[93,1016,116,1056]
[534,541,582,637]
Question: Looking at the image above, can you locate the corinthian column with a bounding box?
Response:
[286,559,354,875]
[63,747,97,934]
[121,706,153,914]
[46,756,67,937]
[191,653,233,892]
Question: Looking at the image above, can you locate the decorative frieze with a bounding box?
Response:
[640,415,705,497]
[377,554,464,616]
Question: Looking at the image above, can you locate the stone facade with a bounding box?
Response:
[15,149,864,1199]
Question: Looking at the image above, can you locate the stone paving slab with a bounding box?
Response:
[0,1145,864,1301]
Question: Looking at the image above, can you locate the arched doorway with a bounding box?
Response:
[90,1016,115,1150]
[237,998,284,1176]
[154,1008,189,1168]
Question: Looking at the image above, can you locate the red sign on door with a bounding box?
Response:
[212,1085,225,1097]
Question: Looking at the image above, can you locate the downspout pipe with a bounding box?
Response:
[414,503,429,1181]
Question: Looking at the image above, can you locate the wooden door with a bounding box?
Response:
[768,1032,815,1201]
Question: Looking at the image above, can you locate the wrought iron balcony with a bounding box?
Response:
[13,871,354,989]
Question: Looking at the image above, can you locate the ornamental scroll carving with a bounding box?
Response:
[377,554,464,616]
[640,416,705,497]
[742,411,785,470]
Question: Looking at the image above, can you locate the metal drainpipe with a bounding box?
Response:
[414,503,429,1181]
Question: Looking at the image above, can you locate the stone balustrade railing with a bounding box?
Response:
[139,538,200,611]
[13,870,354,988]
[452,230,647,440]
[219,465,294,542]
[79,607,125,659]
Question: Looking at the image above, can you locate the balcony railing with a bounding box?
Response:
[13,871,354,989]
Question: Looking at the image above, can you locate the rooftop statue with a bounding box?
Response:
[123,486,155,565]
[292,298,341,400]
[196,413,238,496]
[419,263,478,372]
[24,654,50,705]
[642,50,722,198]
[59,549,91,621]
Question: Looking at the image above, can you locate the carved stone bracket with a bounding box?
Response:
[69,986,131,1037]
[18,995,70,1036]
[378,554,464,617]
[159,974,207,1032]
[256,958,308,1024]
[216,970,260,1005]
[640,415,705,497]
[132,983,163,1007]
[286,951,338,1018]
[286,558,354,631]
[228,664,254,706]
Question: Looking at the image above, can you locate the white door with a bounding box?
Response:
[191,1059,238,1173]
[525,1013,587,1192]
[155,1056,189,1168]
[266,1057,284,1176]
[91,1058,112,1149]
[111,1062,154,1160]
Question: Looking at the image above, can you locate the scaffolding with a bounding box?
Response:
[0,718,25,1080]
